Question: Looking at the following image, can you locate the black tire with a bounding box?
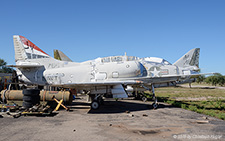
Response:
[152,103,159,109]
[33,95,40,102]
[23,95,33,101]
[23,89,40,96]
[91,100,100,110]
[23,95,40,102]
[22,101,33,109]
[141,96,147,102]
[31,96,40,105]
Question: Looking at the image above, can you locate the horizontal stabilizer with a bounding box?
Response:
[7,64,44,69]
[186,72,215,78]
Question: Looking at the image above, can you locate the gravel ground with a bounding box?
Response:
[0,95,224,141]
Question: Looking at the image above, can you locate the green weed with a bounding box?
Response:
[154,86,225,120]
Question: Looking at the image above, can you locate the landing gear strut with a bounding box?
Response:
[141,84,159,109]
[151,85,158,109]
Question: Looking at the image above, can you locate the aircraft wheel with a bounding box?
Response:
[141,96,147,102]
[91,100,100,110]
[152,103,159,109]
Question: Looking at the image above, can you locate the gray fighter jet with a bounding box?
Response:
[10,35,208,109]
[54,48,200,87]
[54,48,202,105]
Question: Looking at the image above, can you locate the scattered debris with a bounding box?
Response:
[133,130,159,135]
[202,116,208,120]
[125,110,130,113]
[142,114,148,117]
[128,114,134,117]
[0,97,68,118]
[196,120,209,124]
[53,96,70,111]
[0,103,19,112]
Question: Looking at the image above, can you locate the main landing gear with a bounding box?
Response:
[151,85,159,109]
[90,94,104,110]
[141,84,159,109]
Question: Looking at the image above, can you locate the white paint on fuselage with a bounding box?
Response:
[43,60,142,85]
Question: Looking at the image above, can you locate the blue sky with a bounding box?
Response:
[0,0,224,75]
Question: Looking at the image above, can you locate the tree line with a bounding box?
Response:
[197,73,225,86]
[0,58,13,73]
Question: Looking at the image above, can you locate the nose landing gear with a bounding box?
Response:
[90,94,104,110]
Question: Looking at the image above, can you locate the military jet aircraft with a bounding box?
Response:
[10,35,208,109]
[54,48,200,87]
[53,48,201,104]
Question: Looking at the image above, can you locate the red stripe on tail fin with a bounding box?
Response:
[19,35,49,56]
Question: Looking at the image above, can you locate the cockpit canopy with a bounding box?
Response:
[142,57,171,65]
[101,56,139,63]
[99,56,171,65]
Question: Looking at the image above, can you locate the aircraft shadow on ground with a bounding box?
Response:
[67,96,176,114]
[86,100,175,114]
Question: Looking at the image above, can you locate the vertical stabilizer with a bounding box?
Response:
[173,48,200,68]
[13,35,49,62]
[13,35,27,61]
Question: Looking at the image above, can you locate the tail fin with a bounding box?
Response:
[54,49,72,62]
[173,48,200,68]
[13,35,49,62]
